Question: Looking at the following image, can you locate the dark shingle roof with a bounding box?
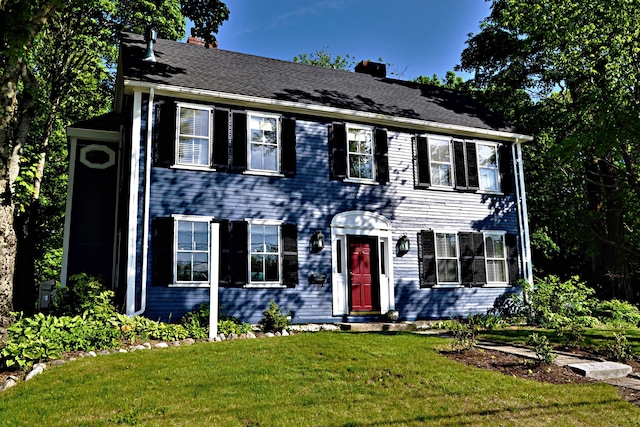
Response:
[120,33,516,133]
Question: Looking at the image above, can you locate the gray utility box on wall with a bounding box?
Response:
[38,280,56,311]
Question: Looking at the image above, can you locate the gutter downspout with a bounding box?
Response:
[132,87,154,316]
[512,138,534,288]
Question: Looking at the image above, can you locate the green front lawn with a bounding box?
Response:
[1,332,638,426]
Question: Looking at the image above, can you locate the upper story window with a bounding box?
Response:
[347,125,374,180]
[328,122,388,184]
[154,100,296,176]
[477,143,500,192]
[177,105,211,167]
[414,135,512,193]
[248,113,280,173]
[429,137,453,187]
[484,232,507,283]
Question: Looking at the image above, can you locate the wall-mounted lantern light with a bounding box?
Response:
[396,235,410,257]
[309,230,325,253]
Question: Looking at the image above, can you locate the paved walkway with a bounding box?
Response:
[475,340,640,391]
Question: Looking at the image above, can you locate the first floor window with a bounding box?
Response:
[250,222,281,283]
[347,124,374,180]
[485,233,507,283]
[435,232,459,283]
[249,112,280,172]
[477,143,499,191]
[176,219,210,282]
[419,229,517,287]
[177,105,211,166]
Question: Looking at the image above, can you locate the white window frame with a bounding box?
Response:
[434,231,461,286]
[345,123,375,183]
[428,136,454,188]
[476,142,501,192]
[247,111,281,175]
[246,219,284,288]
[171,215,214,288]
[175,103,213,169]
[484,231,508,285]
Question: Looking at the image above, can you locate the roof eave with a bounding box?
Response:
[123,79,534,143]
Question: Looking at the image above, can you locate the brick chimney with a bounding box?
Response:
[355,60,386,78]
[187,36,218,48]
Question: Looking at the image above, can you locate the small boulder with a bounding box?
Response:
[1,376,18,392]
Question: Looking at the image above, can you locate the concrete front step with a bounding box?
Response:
[568,361,633,380]
[338,322,416,332]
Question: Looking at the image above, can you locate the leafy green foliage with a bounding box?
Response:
[458,0,640,300]
[489,289,529,324]
[526,275,597,329]
[449,319,479,351]
[594,299,640,327]
[259,300,291,333]
[526,333,556,365]
[50,273,108,316]
[293,48,358,70]
[606,331,636,362]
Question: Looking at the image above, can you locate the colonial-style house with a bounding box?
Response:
[62,31,533,328]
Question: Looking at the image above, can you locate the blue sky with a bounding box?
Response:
[212,0,492,80]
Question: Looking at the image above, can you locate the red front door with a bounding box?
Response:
[349,238,374,312]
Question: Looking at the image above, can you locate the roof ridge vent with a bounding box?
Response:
[355,60,386,78]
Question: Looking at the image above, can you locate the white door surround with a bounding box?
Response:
[330,211,395,316]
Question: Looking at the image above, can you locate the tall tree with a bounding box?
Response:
[458,0,640,301]
[0,0,230,317]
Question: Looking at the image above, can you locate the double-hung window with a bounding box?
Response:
[249,220,281,285]
[484,232,507,284]
[177,105,211,167]
[347,124,374,181]
[477,143,500,191]
[429,137,453,187]
[175,219,210,283]
[248,112,280,173]
[435,232,459,284]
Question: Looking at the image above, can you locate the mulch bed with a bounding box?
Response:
[442,347,640,407]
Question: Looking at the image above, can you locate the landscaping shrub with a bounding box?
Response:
[526,275,597,329]
[527,332,556,365]
[594,299,640,327]
[449,319,479,351]
[50,273,108,316]
[259,300,291,333]
[606,331,636,362]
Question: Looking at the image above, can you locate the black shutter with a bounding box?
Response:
[419,230,436,287]
[329,122,347,180]
[459,232,474,285]
[471,232,486,286]
[375,128,389,184]
[466,141,480,190]
[281,223,298,287]
[500,144,514,194]
[212,108,230,169]
[152,217,174,286]
[415,135,430,187]
[281,117,297,177]
[154,100,176,166]
[231,111,247,172]
[215,219,231,286]
[506,233,519,285]
[229,220,248,286]
[454,140,468,190]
